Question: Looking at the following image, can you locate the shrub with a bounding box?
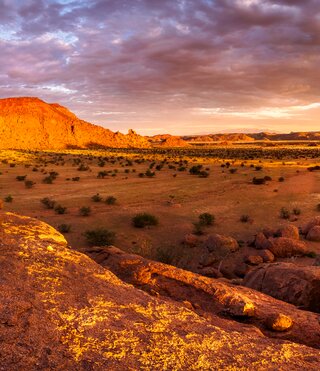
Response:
[58,224,71,233]
[280,207,290,219]
[278,176,285,182]
[79,206,91,216]
[105,196,117,205]
[193,222,204,236]
[72,176,80,181]
[264,176,272,181]
[199,213,214,226]
[198,170,209,178]
[145,169,155,177]
[16,175,27,181]
[41,197,56,209]
[189,165,203,175]
[292,207,301,216]
[24,180,35,188]
[132,213,158,228]
[4,195,13,203]
[91,193,102,202]
[240,214,250,223]
[229,168,237,174]
[97,171,108,179]
[252,177,266,185]
[42,176,54,184]
[84,228,115,246]
[55,205,67,214]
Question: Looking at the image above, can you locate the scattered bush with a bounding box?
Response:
[132,213,158,228]
[79,206,91,216]
[105,196,117,205]
[16,175,27,181]
[240,214,250,223]
[41,197,56,209]
[84,228,115,246]
[292,207,301,216]
[58,224,71,233]
[199,213,214,226]
[4,195,13,203]
[280,207,290,219]
[55,205,67,214]
[24,180,35,188]
[91,193,102,202]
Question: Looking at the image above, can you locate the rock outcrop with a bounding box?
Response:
[0,97,150,149]
[86,245,320,350]
[243,263,320,313]
[1,212,320,369]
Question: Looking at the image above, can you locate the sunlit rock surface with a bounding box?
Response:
[0,97,150,149]
[1,212,320,370]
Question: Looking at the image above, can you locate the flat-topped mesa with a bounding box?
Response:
[1,211,320,369]
[0,97,150,149]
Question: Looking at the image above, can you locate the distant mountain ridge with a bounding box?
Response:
[0,97,150,149]
[0,97,319,149]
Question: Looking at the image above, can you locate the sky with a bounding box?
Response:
[0,0,319,135]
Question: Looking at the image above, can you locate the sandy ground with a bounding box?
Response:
[0,149,319,262]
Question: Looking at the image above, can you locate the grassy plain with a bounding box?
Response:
[0,145,319,263]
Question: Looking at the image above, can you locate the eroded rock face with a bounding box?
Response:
[243,263,320,313]
[0,97,150,149]
[86,245,320,350]
[1,213,320,369]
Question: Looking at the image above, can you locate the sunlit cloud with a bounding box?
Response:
[0,0,319,134]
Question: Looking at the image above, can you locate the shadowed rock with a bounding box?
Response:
[243,263,320,313]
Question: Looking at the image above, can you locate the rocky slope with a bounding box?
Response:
[0,97,150,149]
[1,212,320,369]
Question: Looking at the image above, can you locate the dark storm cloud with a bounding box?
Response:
[0,0,319,133]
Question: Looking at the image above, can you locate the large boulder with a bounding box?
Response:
[277,225,300,240]
[264,237,307,258]
[243,263,320,312]
[302,216,320,235]
[203,233,239,255]
[306,225,320,242]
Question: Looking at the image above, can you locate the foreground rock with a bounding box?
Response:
[86,245,320,349]
[1,212,320,369]
[243,263,320,312]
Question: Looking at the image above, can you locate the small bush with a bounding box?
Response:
[58,224,71,233]
[132,213,158,228]
[240,214,250,223]
[91,193,102,202]
[79,206,91,216]
[84,228,115,246]
[4,195,13,203]
[280,207,290,219]
[16,175,27,181]
[292,207,301,216]
[252,177,266,185]
[193,222,204,236]
[55,205,67,214]
[24,180,35,188]
[278,176,285,182]
[199,213,214,226]
[105,196,117,205]
[41,197,56,209]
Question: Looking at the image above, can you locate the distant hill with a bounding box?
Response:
[0,97,150,149]
[183,131,320,143]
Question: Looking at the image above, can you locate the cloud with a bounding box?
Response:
[0,0,319,134]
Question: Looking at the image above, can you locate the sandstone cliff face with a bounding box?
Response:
[1,212,320,370]
[0,97,150,149]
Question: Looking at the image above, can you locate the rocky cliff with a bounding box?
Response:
[0,97,150,149]
[1,211,320,369]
